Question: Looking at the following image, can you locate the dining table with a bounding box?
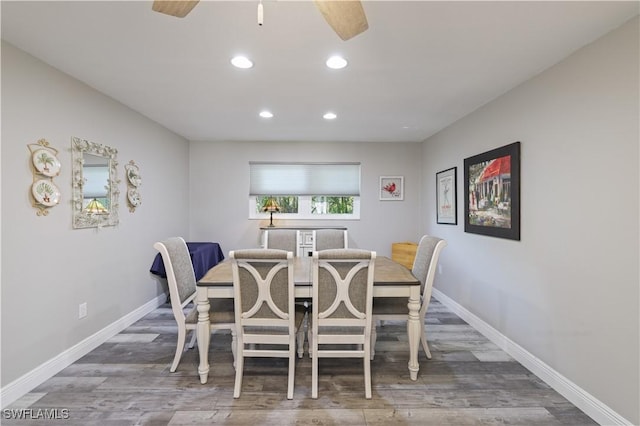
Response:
[195,255,422,384]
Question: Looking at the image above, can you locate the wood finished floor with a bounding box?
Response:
[4,299,597,425]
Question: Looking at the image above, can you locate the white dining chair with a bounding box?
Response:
[230,249,305,399]
[312,229,348,251]
[371,235,447,360]
[153,237,236,372]
[264,229,300,255]
[309,248,376,399]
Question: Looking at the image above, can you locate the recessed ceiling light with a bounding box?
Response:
[231,55,253,69]
[323,112,337,120]
[326,55,348,69]
[259,110,273,118]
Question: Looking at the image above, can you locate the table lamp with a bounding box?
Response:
[262,198,280,227]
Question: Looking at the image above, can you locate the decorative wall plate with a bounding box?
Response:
[127,188,141,207]
[125,160,141,213]
[32,179,61,207]
[32,148,61,177]
[126,162,142,187]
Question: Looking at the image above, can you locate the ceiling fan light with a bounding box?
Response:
[259,110,273,118]
[326,55,348,69]
[323,112,337,120]
[231,56,253,69]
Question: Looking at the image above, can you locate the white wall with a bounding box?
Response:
[421,17,639,424]
[1,42,191,387]
[188,140,422,256]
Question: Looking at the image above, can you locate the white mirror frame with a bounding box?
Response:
[71,136,120,229]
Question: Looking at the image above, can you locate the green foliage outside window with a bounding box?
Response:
[311,196,354,214]
[256,195,354,215]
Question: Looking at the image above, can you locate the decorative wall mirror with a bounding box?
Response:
[71,136,120,229]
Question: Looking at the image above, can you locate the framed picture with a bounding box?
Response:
[464,142,520,240]
[436,167,457,224]
[380,176,404,200]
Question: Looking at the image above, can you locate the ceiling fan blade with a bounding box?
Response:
[152,0,200,18]
[313,0,369,41]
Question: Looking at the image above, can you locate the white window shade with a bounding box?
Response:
[250,162,361,196]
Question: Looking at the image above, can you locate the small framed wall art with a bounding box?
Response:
[380,176,404,201]
[436,167,457,224]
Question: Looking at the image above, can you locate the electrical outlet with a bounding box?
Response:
[79,302,87,319]
[438,264,443,275]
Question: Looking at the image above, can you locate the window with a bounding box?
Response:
[311,196,354,214]
[249,162,361,220]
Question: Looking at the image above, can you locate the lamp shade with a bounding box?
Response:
[262,198,280,212]
[85,198,107,214]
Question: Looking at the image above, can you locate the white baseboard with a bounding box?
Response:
[431,288,632,426]
[0,294,166,409]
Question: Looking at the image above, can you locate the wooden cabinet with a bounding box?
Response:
[391,241,418,269]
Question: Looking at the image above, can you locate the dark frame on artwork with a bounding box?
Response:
[436,167,457,225]
[464,142,520,240]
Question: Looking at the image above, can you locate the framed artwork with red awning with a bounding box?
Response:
[463,142,521,240]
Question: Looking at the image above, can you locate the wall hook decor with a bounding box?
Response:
[125,160,142,213]
[27,138,61,216]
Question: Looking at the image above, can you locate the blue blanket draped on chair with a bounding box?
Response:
[150,242,224,281]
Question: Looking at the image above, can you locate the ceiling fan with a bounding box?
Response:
[151,0,368,41]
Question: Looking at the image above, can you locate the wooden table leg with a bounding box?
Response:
[406,286,421,380]
[196,287,210,384]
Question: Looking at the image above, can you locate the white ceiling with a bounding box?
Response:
[2,1,638,143]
